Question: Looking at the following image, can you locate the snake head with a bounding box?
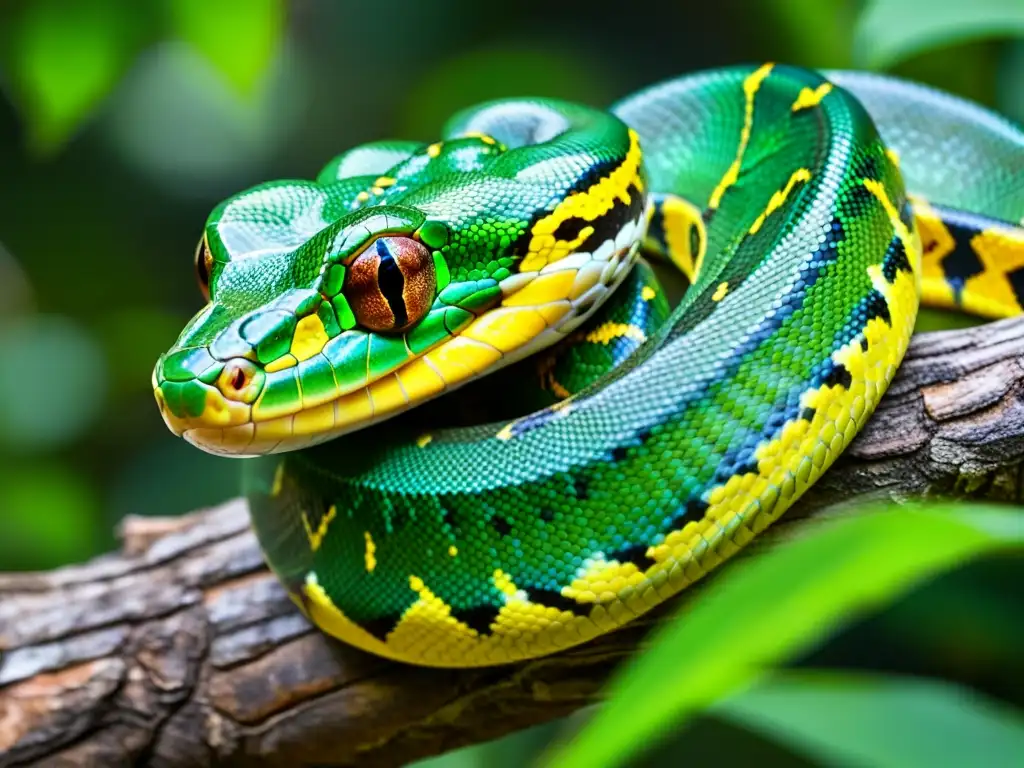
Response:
[154,109,649,457]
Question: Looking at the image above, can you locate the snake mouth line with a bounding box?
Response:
[174,216,647,458]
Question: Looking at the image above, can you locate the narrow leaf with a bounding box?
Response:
[855,0,1024,69]
[547,505,1023,768]
[716,671,1024,768]
[164,0,284,96]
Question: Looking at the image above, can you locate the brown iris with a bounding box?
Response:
[194,236,215,302]
[344,236,436,332]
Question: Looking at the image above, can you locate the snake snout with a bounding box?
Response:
[152,348,256,437]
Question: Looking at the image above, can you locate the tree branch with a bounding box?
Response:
[3,318,1024,768]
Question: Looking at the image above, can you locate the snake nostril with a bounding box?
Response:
[230,365,247,391]
[217,358,264,403]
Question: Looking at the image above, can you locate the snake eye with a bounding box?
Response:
[217,359,263,403]
[195,236,215,302]
[345,236,436,332]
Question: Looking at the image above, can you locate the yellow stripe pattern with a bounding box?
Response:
[520,129,645,272]
[709,63,774,210]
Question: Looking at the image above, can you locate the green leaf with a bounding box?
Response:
[855,0,1024,69]
[413,721,566,768]
[716,671,1024,768]
[0,0,149,154]
[163,0,284,96]
[546,505,1024,768]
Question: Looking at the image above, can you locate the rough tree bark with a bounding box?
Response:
[2,317,1023,768]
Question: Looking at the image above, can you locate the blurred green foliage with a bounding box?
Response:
[551,505,1024,766]
[713,671,1024,767]
[856,0,1024,68]
[0,0,283,153]
[1,0,1023,765]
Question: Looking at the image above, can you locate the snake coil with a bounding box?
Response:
[154,64,1024,667]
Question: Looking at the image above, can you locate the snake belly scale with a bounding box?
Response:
[153,63,1024,667]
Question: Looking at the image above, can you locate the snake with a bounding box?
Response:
[153,64,1024,668]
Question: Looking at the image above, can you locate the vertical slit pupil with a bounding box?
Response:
[376,239,408,329]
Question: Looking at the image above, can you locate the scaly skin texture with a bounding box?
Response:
[153,64,1024,667]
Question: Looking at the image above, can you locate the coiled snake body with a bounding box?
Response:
[154,65,1024,667]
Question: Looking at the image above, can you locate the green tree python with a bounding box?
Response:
[153,64,1024,667]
